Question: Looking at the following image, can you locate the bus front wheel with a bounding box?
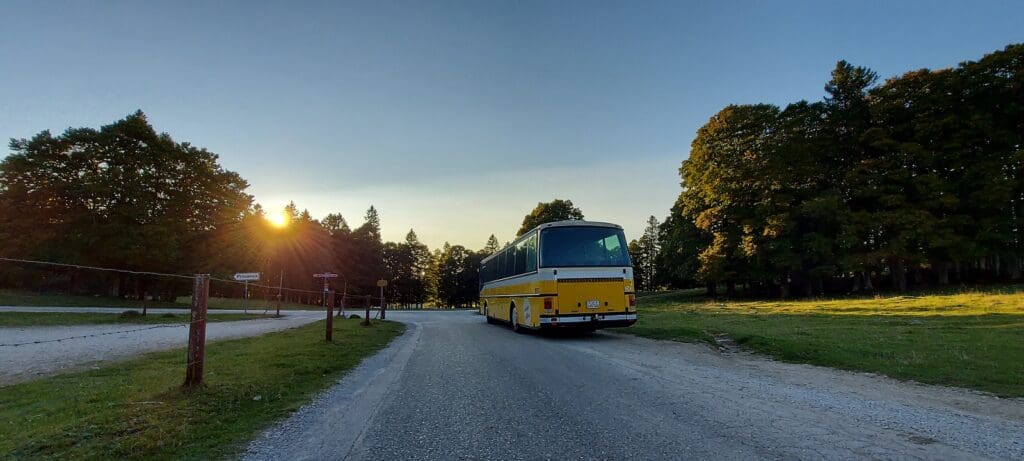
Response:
[484,305,496,324]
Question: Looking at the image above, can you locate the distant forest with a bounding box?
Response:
[641,44,1024,296]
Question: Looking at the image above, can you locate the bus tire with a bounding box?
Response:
[510,305,522,333]
[484,305,496,324]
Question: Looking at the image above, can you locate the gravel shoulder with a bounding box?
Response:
[244,310,1024,460]
[0,306,326,385]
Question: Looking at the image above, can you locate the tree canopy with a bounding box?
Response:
[0,112,488,307]
[654,44,1024,296]
[517,199,584,236]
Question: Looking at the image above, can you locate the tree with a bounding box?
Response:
[681,104,781,295]
[654,198,706,290]
[435,243,480,308]
[483,234,501,255]
[404,229,431,306]
[0,111,251,298]
[350,206,385,294]
[517,199,584,236]
[628,216,661,291]
[322,213,350,235]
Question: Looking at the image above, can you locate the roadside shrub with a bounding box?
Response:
[119,310,142,319]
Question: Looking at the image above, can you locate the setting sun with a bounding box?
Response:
[266,210,289,228]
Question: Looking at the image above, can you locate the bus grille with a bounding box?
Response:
[557,277,624,283]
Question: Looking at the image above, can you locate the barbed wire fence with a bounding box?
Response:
[0,256,387,386]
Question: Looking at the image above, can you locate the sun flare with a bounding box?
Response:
[266,210,289,228]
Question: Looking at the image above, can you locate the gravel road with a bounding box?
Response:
[0,306,326,385]
[244,310,1024,460]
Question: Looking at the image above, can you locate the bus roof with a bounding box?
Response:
[530,220,623,233]
[480,220,624,265]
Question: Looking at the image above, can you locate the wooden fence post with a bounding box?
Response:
[184,274,209,387]
[325,289,334,342]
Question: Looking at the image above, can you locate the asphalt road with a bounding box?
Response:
[245,310,1024,460]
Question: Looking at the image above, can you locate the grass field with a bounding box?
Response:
[0,290,180,309]
[174,296,320,311]
[0,289,320,312]
[0,311,270,327]
[629,286,1024,397]
[0,318,404,459]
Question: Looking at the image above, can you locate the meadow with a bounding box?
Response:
[630,286,1024,397]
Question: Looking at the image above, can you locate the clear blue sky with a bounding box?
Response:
[2,1,1022,248]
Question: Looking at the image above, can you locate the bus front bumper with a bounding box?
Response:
[538,313,637,329]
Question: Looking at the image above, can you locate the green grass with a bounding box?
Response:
[629,286,1024,397]
[0,290,180,309]
[0,319,404,459]
[0,289,317,312]
[0,311,270,327]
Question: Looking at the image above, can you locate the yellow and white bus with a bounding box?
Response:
[479,220,637,332]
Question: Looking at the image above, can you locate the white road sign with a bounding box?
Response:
[233,272,261,281]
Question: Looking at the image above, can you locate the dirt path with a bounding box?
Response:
[0,307,325,385]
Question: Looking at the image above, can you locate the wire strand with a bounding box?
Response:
[0,256,194,279]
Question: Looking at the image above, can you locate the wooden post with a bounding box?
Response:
[276,270,283,317]
[325,288,334,342]
[184,274,209,388]
[362,295,371,326]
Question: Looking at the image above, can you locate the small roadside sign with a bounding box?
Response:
[377,279,388,287]
[233,272,260,282]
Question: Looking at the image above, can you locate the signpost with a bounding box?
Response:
[315,272,339,341]
[233,272,261,313]
[377,279,387,320]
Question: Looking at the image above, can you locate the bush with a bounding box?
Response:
[119,310,142,319]
[348,314,361,319]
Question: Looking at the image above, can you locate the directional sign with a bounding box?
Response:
[314,272,338,278]
[233,272,260,282]
[376,279,388,287]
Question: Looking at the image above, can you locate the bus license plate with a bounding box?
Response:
[586,300,600,309]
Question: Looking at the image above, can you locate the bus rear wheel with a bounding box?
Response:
[511,305,522,333]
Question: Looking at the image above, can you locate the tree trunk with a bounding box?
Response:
[779,280,790,298]
[891,259,907,292]
[811,274,824,296]
[936,261,949,285]
[706,282,717,297]
[726,281,736,297]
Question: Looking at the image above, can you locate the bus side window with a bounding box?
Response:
[514,239,527,275]
[525,233,538,272]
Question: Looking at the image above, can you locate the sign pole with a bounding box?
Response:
[232,272,261,315]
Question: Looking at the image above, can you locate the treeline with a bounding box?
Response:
[0,112,491,307]
[653,44,1024,296]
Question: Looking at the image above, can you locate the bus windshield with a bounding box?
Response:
[540,226,631,268]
